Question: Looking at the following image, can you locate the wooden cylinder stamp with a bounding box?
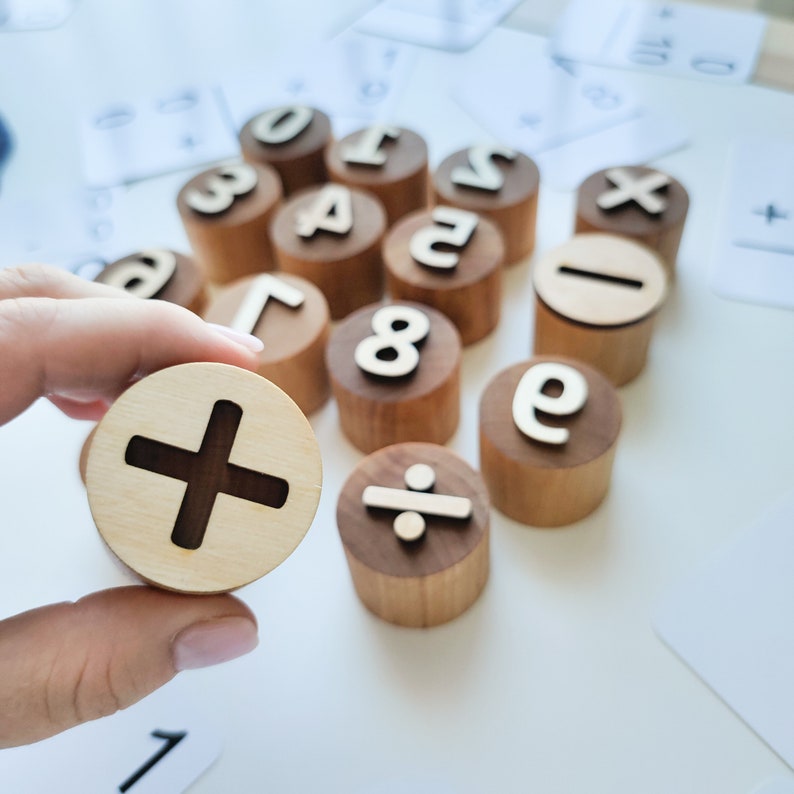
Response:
[383,206,504,345]
[326,301,462,454]
[270,183,387,320]
[575,165,689,277]
[337,442,489,627]
[85,362,323,594]
[532,233,668,386]
[239,105,332,196]
[94,248,207,314]
[324,125,428,225]
[433,145,540,265]
[479,356,621,527]
[176,162,283,284]
[203,272,331,415]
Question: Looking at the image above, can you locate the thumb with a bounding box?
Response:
[0,587,258,748]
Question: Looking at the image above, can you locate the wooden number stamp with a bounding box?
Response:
[326,301,462,453]
[575,165,689,277]
[94,248,207,314]
[433,145,540,264]
[270,183,387,320]
[383,206,504,345]
[202,272,331,415]
[324,124,429,225]
[337,442,489,627]
[239,105,332,196]
[176,162,283,284]
[532,233,668,386]
[85,362,322,594]
[479,356,622,526]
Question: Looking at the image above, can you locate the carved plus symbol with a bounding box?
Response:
[125,400,288,550]
[596,167,672,216]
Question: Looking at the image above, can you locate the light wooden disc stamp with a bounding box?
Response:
[176,162,283,284]
[94,248,207,314]
[203,272,331,415]
[575,165,689,277]
[337,442,490,627]
[326,301,462,454]
[270,183,387,320]
[479,356,622,527]
[532,233,668,386]
[324,124,428,225]
[433,145,540,265]
[383,206,504,345]
[85,362,323,594]
[239,105,332,196]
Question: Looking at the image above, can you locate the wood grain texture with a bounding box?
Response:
[326,301,462,453]
[176,163,283,284]
[95,249,207,314]
[479,357,622,527]
[324,126,429,225]
[85,362,322,594]
[337,442,489,627]
[270,184,387,320]
[532,233,668,386]
[383,208,504,345]
[202,273,331,415]
[575,165,689,277]
[432,147,539,264]
[239,106,332,196]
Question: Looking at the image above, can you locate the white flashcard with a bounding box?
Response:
[654,489,794,769]
[0,685,222,792]
[80,86,239,187]
[352,0,522,52]
[454,29,688,189]
[752,781,794,794]
[0,0,75,31]
[551,0,766,84]
[711,137,794,311]
[0,187,126,279]
[221,31,417,135]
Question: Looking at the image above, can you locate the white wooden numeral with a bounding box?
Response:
[251,105,314,145]
[184,163,258,215]
[101,248,176,298]
[342,124,400,167]
[512,362,588,445]
[230,274,305,334]
[408,206,479,271]
[354,305,430,378]
[295,184,354,238]
[450,144,516,192]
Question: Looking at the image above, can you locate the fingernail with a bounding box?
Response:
[173,616,259,671]
[207,322,264,353]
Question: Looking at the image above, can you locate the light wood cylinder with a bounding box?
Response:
[202,273,331,415]
[239,105,332,196]
[85,362,323,594]
[432,146,539,265]
[479,356,622,527]
[337,442,490,627]
[326,301,462,454]
[575,165,689,278]
[324,125,428,226]
[94,248,207,314]
[532,233,668,386]
[270,184,387,320]
[177,162,283,284]
[383,207,504,345]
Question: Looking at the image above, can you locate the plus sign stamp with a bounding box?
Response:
[85,363,322,594]
[575,165,689,278]
[532,233,668,386]
[336,442,490,627]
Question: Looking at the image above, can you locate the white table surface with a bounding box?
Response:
[1,2,794,792]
